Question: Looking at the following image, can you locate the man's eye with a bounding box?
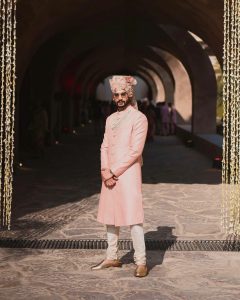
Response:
[121,93,127,96]
[114,93,119,97]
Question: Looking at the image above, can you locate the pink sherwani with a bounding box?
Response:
[97,105,148,226]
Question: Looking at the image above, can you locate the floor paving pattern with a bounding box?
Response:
[1,126,239,299]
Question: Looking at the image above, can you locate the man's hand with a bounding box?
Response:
[101,168,118,188]
[101,169,113,181]
[104,177,117,188]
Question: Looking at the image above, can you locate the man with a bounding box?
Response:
[91,75,148,277]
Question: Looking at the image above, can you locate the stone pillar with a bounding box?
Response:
[153,48,192,125]
[161,26,217,134]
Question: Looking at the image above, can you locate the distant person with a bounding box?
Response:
[80,106,88,127]
[101,102,111,123]
[161,102,170,136]
[28,103,49,158]
[53,91,64,142]
[155,102,162,135]
[100,102,111,136]
[141,97,156,142]
[168,103,177,135]
[92,100,103,136]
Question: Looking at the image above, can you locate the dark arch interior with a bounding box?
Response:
[17,0,223,158]
[0,0,222,247]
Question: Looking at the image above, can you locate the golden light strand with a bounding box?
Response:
[222,0,230,232]
[222,0,240,236]
[0,0,6,228]
[9,0,16,228]
[0,0,16,230]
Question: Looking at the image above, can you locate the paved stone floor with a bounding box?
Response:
[1,248,240,300]
[0,124,239,299]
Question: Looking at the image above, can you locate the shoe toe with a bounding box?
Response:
[91,259,122,270]
[91,260,105,270]
[134,265,148,277]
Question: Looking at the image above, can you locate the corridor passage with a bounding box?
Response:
[1,123,223,240]
[1,125,239,300]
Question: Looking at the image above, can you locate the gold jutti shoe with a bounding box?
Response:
[134,264,148,277]
[91,259,122,270]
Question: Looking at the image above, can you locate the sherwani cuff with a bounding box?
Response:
[110,158,137,178]
[110,169,117,178]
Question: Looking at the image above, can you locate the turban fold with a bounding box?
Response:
[109,75,137,98]
[109,75,138,109]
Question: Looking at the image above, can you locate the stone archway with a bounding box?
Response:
[3,0,240,236]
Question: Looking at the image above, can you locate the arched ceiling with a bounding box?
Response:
[17,0,223,85]
[17,0,221,138]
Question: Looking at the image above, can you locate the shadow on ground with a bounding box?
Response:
[2,124,221,237]
[121,226,176,272]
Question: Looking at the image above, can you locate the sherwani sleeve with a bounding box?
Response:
[110,114,148,177]
[100,118,109,170]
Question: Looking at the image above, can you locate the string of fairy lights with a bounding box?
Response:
[222,0,240,236]
[0,0,16,230]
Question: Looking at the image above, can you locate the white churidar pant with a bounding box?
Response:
[106,223,146,265]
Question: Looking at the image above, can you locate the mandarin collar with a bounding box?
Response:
[117,104,134,114]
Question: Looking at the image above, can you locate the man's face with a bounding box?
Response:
[113,89,130,109]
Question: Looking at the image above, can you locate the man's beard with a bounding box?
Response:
[116,98,131,109]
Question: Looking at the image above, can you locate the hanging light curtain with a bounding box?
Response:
[0,0,16,230]
[222,0,240,235]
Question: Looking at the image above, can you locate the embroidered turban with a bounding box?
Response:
[109,75,137,98]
